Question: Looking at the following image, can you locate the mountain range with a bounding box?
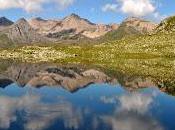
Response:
[0,13,173,46]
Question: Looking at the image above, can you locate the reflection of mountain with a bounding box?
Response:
[0,78,13,88]
[0,62,157,91]
[0,63,114,92]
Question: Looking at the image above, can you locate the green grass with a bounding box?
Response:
[0,31,175,94]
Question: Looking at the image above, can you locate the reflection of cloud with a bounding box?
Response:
[118,93,153,114]
[103,112,164,130]
[100,96,117,104]
[101,92,164,130]
[0,94,82,130]
[101,92,154,114]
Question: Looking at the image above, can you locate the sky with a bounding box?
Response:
[0,0,174,24]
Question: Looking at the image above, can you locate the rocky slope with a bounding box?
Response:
[1,18,45,44]
[154,16,175,33]
[103,17,157,40]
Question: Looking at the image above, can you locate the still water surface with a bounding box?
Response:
[0,84,175,130]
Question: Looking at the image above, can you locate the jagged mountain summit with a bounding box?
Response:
[28,13,118,39]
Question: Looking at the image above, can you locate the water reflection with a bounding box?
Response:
[0,84,175,130]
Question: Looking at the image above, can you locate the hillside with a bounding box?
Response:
[102,17,157,41]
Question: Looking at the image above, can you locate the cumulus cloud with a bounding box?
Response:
[0,0,75,13]
[102,0,161,18]
[102,4,118,12]
[118,0,155,17]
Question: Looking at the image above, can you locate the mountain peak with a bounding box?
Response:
[64,13,81,20]
[70,13,80,18]
[16,18,28,24]
[124,17,145,22]
[0,17,13,26]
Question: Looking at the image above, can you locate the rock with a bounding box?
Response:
[82,69,111,83]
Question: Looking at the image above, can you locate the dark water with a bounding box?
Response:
[0,84,175,130]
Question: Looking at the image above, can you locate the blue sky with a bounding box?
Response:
[0,0,175,24]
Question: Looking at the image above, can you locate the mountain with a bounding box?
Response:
[103,17,157,40]
[0,14,159,46]
[154,16,175,33]
[3,18,45,44]
[29,13,118,39]
[0,17,13,26]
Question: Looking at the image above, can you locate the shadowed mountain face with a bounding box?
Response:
[0,17,13,27]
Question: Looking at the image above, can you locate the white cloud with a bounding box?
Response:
[102,4,118,12]
[0,0,75,13]
[102,0,156,17]
[118,0,155,17]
